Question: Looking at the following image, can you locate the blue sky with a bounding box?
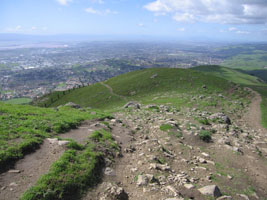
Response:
[1,0,267,41]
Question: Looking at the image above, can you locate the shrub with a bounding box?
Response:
[199,130,212,142]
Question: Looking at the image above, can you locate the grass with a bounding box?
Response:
[21,129,117,200]
[0,102,110,171]
[34,68,235,111]
[193,65,265,86]
[199,130,212,142]
[3,98,32,105]
[160,124,173,132]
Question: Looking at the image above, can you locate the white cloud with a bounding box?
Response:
[236,30,250,34]
[228,27,237,31]
[144,0,267,24]
[177,27,185,31]
[85,7,118,15]
[56,0,72,6]
[90,0,104,4]
[138,23,145,27]
[173,13,195,23]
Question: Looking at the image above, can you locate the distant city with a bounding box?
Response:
[0,41,266,101]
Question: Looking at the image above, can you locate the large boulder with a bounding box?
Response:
[123,101,140,109]
[64,102,81,109]
[100,183,128,200]
[209,113,231,125]
[198,185,222,198]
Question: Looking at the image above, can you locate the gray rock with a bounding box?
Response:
[58,140,70,146]
[137,175,149,186]
[210,113,231,125]
[237,194,250,200]
[198,185,222,198]
[217,196,232,200]
[101,183,128,200]
[8,170,20,173]
[123,101,140,109]
[64,102,81,109]
[104,167,115,176]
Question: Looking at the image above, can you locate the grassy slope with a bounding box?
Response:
[193,65,267,128]
[34,68,236,110]
[3,98,32,105]
[193,65,265,85]
[0,102,109,171]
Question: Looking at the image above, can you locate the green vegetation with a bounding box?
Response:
[193,65,264,85]
[21,129,116,200]
[168,131,183,138]
[160,124,173,132]
[34,68,236,111]
[3,98,32,105]
[199,130,212,142]
[0,102,109,171]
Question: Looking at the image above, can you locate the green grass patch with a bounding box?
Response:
[160,124,173,132]
[0,102,110,171]
[21,130,116,200]
[3,98,32,105]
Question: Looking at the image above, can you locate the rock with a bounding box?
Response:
[101,183,128,200]
[123,101,140,109]
[163,185,178,196]
[202,152,210,157]
[150,73,158,79]
[227,175,233,180]
[9,182,18,187]
[64,102,81,109]
[47,138,58,144]
[58,140,70,146]
[104,167,115,176]
[198,185,222,198]
[137,175,148,186]
[150,163,171,171]
[237,194,250,200]
[217,196,232,200]
[8,170,20,173]
[184,183,195,189]
[209,113,231,125]
[165,198,184,200]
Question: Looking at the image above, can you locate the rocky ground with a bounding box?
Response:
[84,93,267,200]
[0,90,267,200]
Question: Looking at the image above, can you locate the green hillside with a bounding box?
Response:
[34,68,241,110]
[193,65,265,85]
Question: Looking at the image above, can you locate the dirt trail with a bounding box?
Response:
[100,82,127,101]
[0,120,102,200]
[244,89,266,134]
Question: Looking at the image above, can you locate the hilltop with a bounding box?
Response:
[34,68,236,109]
[1,67,267,200]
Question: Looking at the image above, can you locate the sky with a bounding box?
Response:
[0,0,267,42]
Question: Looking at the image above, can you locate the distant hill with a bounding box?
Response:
[34,68,236,110]
[193,65,265,85]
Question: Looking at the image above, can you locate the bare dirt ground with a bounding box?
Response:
[243,89,266,134]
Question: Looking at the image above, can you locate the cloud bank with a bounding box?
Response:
[144,0,267,24]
